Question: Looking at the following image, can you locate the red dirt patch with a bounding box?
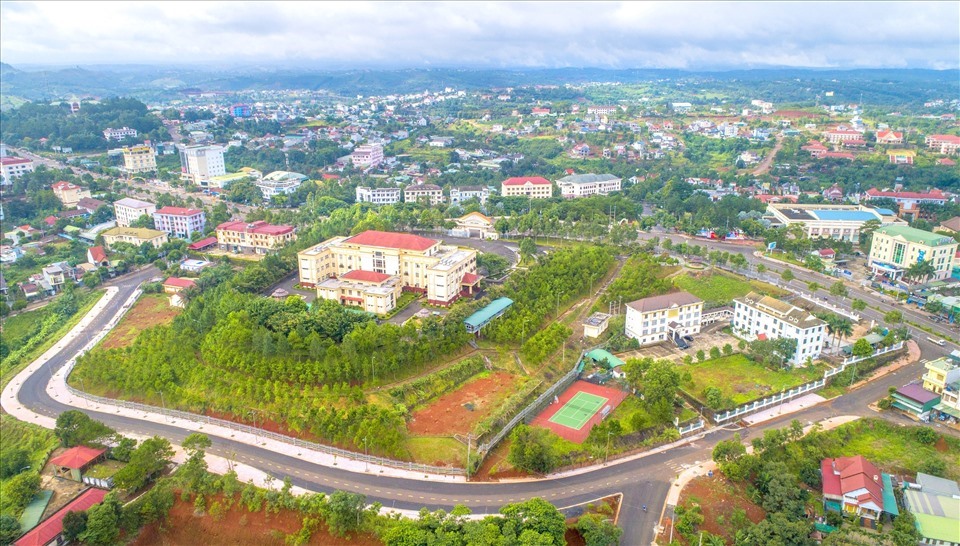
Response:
[130,494,382,546]
[408,371,518,436]
[664,474,765,545]
[934,436,949,453]
[530,380,629,444]
[101,294,180,350]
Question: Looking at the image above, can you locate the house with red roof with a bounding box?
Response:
[298,230,480,307]
[86,246,109,267]
[500,176,553,199]
[153,206,206,238]
[802,140,829,157]
[821,151,855,160]
[821,455,897,528]
[49,446,107,482]
[15,488,107,546]
[215,220,296,255]
[936,157,956,166]
[825,129,864,144]
[925,134,960,155]
[50,181,91,208]
[822,184,844,201]
[875,130,903,144]
[316,269,403,315]
[187,236,218,251]
[162,277,197,295]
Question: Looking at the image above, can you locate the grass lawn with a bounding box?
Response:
[680,354,825,408]
[673,270,789,307]
[820,419,960,481]
[405,436,466,467]
[98,293,179,350]
[83,459,125,480]
[0,415,59,516]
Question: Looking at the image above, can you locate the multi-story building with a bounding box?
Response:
[316,270,403,315]
[51,181,92,208]
[179,145,226,185]
[297,230,480,306]
[404,183,444,205]
[922,357,960,396]
[121,145,157,173]
[556,173,622,198]
[765,203,904,243]
[113,197,157,227]
[824,129,863,144]
[102,127,138,141]
[500,176,553,199]
[356,186,401,205]
[863,188,948,220]
[868,225,957,282]
[153,206,206,238]
[587,105,619,115]
[230,104,252,118]
[215,220,295,254]
[925,134,960,155]
[350,144,384,168]
[102,227,168,249]
[624,292,704,347]
[0,156,34,185]
[449,185,490,205]
[256,171,307,198]
[732,291,826,366]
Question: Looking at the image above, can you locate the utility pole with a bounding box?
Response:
[465,434,473,481]
[364,436,369,472]
[159,390,167,422]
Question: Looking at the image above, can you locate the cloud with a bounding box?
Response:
[1,1,957,69]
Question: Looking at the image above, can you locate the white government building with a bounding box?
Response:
[732,292,827,366]
[625,291,704,346]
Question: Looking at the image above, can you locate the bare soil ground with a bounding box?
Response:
[100,294,179,350]
[663,474,765,545]
[130,494,383,546]
[408,371,518,436]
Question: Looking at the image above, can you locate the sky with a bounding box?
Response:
[1,1,958,70]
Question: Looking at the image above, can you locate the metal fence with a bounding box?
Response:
[477,354,583,456]
[840,342,904,366]
[678,419,705,436]
[63,286,466,477]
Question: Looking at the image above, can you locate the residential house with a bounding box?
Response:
[86,246,109,267]
[101,227,168,249]
[821,455,897,528]
[902,473,960,546]
[404,183,444,205]
[350,144,384,168]
[875,130,904,144]
[76,197,107,215]
[113,197,156,227]
[624,292,704,347]
[102,126,138,141]
[51,181,92,208]
[802,140,829,157]
[936,216,960,235]
[822,184,844,201]
[868,225,957,282]
[891,382,940,419]
[162,277,197,294]
[356,186,401,205]
[921,357,960,395]
[4,224,41,245]
[297,230,479,306]
[153,206,205,238]
[500,176,553,199]
[215,220,295,254]
[732,291,826,365]
[41,263,69,292]
[0,156,35,185]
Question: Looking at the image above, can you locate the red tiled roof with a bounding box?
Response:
[864,188,945,200]
[89,246,107,263]
[0,156,32,165]
[502,176,551,186]
[341,270,391,283]
[162,277,197,289]
[49,446,106,469]
[155,206,203,216]
[819,248,836,257]
[937,158,957,166]
[51,181,81,191]
[822,456,884,511]
[341,296,364,302]
[929,134,960,144]
[460,272,481,285]
[15,488,108,546]
[43,216,57,226]
[822,152,855,159]
[187,236,218,250]
[344,230,437,251]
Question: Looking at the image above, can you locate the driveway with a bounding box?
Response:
[263,271,316,303]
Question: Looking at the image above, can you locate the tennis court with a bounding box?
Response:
[548,391,609,430]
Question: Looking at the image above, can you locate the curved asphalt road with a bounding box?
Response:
[14,263,952,544]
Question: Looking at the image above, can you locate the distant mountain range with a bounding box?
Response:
[1,62,957,104]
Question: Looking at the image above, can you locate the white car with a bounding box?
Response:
[926,337,946,347]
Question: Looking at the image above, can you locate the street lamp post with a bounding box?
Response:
[158,390,167,422]
[364,436,369,472]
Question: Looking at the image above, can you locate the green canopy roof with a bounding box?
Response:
[586,349,624,368]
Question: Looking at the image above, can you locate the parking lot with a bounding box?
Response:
[615,322,735,363]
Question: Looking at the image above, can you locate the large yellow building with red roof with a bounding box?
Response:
[297,230,479,308]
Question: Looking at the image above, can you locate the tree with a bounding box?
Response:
[508,425,559,474]
[905,259,936,284]
[829,281,848,298]
[709,346,721,359]
[5,472,41,512]
[80,493,122,546]
[806,281,821,292]
[0,515,20,546]
[756,264,766,274]
[54,410,115,447]
[576,513,622,546]
[884,310,903,324]
[61,510,88,542]
[859,219,881,248]
[109,435,137,463]
[500,498,566,545]
[851,338,874,359]
[696,349,706,362]
[112,436,173,492]
[324,491,367,537]
[712,434,746,463]
[780,269,794,282]
[803,255,825,273]
[923,299,943,315]
[0,448,31,479]
[851,298,867,311]
[519,238,538,260]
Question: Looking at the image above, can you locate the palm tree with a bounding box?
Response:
[833,318,854,349]
[905,260,937,284]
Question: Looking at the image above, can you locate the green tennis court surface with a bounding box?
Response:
[548,391,609,430]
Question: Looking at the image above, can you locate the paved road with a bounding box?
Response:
[11,242,954,545]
